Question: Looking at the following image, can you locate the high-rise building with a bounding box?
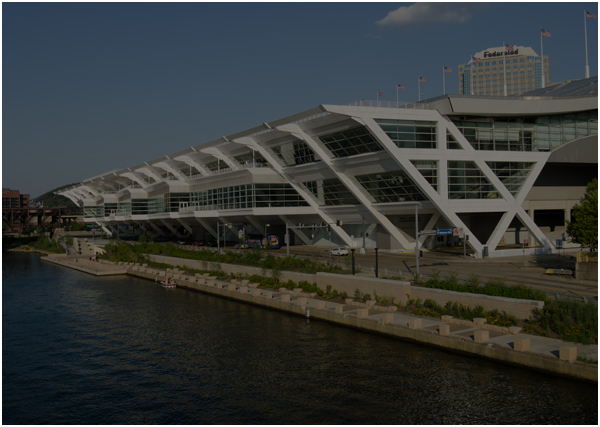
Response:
[459,46,550,96]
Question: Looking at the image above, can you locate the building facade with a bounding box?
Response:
[58,78,597,258]
[459,46,550,96]
[2,188,29,209]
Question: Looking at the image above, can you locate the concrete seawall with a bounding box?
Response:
[39,256,597,382]
[124,266,595,383]
[147,254,544,319]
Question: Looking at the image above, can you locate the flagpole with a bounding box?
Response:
[443,66,445,95]
[418,77,421,102]
[585,10,590,78]
[396,86,399,108]
[503,42,507,96]
[540,29,545,88]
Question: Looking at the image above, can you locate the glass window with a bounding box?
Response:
[375,119,437,149]
[356,170,429,203]
[447,161,501,199]
[318,126,383,158]
[487,162,535,196]
[272,140,319,166]
[301,179,359,206]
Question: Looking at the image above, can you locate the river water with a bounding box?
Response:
[3,252,597,424]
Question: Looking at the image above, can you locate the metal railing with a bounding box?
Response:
[348,100,431,109]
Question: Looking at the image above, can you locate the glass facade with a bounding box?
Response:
[448,161,501,199]
[84,206,104,218]
[272,140,319,166]
[446,130,462,149]
[205,159,228,171]
[234,151,268,166]
[319,126,383,158]
[453,111,597,151]
[356,171,428,203]
[411,160,438,191]
[486,162,535,196]
[375,119,437,149]
[301,178,359,206]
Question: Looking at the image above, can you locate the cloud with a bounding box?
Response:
[377,3,486,27]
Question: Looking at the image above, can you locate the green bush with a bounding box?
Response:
[525,299,598,345]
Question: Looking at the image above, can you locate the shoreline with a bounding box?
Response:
[40,255,598,382]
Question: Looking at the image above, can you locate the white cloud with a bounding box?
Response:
[377,3,485,27]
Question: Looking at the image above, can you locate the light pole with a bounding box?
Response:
[217,221,220,253]
[264,224,270,255]
[375,247,379,278]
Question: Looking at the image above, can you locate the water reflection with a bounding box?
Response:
[3,252,597,424]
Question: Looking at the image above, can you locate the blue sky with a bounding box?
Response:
[3,2,598,197]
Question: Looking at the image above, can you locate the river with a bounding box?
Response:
[2,252,597,424]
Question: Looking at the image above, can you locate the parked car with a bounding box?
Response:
[234,243,247,249]
[330,247,349,256]
[192,241,206,246]
[206,241,216,247]
[176,240,188,245]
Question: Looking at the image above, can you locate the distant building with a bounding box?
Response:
[2,188,29,208]
[459,46,550,96]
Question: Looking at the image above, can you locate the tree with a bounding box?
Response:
[566,178,598,251]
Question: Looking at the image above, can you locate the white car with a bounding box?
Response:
[330,247,349,256]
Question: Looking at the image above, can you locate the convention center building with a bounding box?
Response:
[58,77,598,258]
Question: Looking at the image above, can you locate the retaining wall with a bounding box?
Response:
[148,254,543,319]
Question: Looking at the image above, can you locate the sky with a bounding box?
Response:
[2,2,598,198]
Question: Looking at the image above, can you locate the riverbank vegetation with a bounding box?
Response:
[100,241,353,275]
[523,299,598,345]
[30,236,64,254]
[100,241,596,344]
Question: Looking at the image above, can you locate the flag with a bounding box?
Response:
[471,56,481,64]
[378,92,384,97]
[360,99,366,103]
[504,43,514,50]
[586,11,596,18]
[418,76,426,83]
[541,28,551,37]
[397,84,405,90]
[443,66,452,73]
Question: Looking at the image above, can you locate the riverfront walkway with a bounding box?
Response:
[40,255,597,381]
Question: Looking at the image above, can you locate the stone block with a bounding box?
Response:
[439,324,451,336]
[559,346,577,361]
[231,280,239,285]
[280,294,291,303]
[239,286,248,294]
[514,338,530,352]
[314,301,326,310]
[264,292,273,299]
[251,289,261,297]
[297,297,308,306]
[334,305,344,314]
[474,330,489,343]
[474,317,487,325]
[227,284,237,291]
[356,309,369,319]
[380,313,394,324]
[441,315,453,323]
[409,318,422,329]
[241,279,249,286]
[366,300,377,308]
[293,288,303,294]
[509,326,522,335]
[279,287,288,293]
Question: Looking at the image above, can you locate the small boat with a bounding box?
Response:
[161,279,176,289]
